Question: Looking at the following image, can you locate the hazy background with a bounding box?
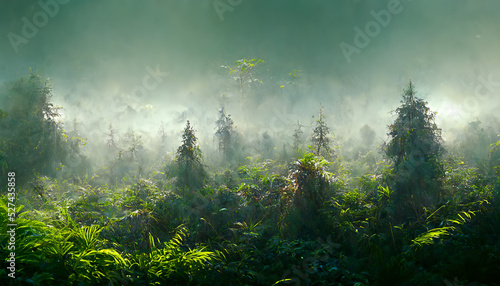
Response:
[1,0,499,157]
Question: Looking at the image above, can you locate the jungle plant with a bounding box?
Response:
[0,199,56,284]
[282,153,333,238]
[279,69,302,90]
[490,138,500,181]
[222,58,265,97]
[130,225,219,284]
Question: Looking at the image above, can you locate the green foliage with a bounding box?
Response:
[454,120,494,174]
[291,121,305,155]
[279,69,302,90]
[409,226,455,250]
[222,58,265,97]
[0,71,85,188]
[490,138,500,182]
[173,120,207,190]
[130,226,218,284]
[385,81,444,222]
[310,107,334,159]
[215,106,236,162]
[385,82,443,166]
[2,74,499,285]
[281,153,333,238]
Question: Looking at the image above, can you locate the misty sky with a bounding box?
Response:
[1,0,499,149]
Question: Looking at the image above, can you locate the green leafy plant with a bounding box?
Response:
[130,225,219,284]
[222,58,265,97]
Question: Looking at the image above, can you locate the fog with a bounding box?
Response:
[2,0,500,161]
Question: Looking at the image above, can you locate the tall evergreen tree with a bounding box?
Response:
[385,81,444,221]
[214,106,235,161]
[0,71,82,187]
[310,107,334,159]
[359,124,376,148]
[292,121,305,152]
[175,121,206,190]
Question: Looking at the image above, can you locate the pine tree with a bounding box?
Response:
[158,121,168,151]
[107,123,117,148]
[214,106,235,160]
[175,121,206,190]
[310,107,334,159]
[262,131,275,157]
[359,124,376,148]
[292,121,305,152]
[385,81,444,221]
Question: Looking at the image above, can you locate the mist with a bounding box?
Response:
[1,0,499,158]
[3,1,500,284]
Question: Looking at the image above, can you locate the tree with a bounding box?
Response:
[107,123,117,148]
[455,120,493,174]
[490,139,500,179]
[310,107,334,159]
[221,58,265,97]
[283,152,332,238]
[385,81,444,221]
[174,121,206,190]
[214,106,236,161]
[359,124,376,149]
[0,71,82,187]
[292,121,305,152]
[261,131,275,157]
[158,121,168,153]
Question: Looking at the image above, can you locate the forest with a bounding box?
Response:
[1,1,500,285]
[0,66,499,285]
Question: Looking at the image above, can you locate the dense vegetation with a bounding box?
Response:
[1,70,499,285]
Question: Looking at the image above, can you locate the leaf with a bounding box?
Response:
[273,278,295,285]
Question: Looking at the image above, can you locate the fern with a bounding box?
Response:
[74,225,102,251]
[132,225,218,282]
[410,226,455,251]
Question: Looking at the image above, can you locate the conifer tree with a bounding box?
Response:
[107,123,117,148]
[175,121,206,190]
[310,107,334,159]
[215,106,235,161]
[292,121,305,152]
[385,81,444,220]
[158,121,168,151]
